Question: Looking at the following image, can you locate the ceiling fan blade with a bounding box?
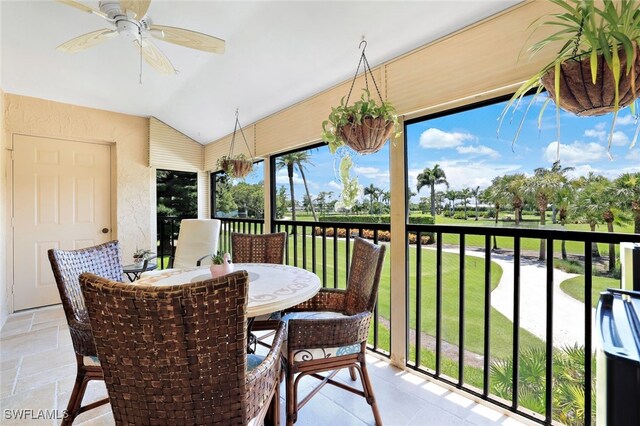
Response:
[120,0,151,19]
[56,29,118,53]
[150,25,225,54]
[135,39,176,75]
[56,0,109,20]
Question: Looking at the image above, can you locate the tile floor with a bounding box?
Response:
[0,305,534,425]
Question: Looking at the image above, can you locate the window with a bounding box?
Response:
[212,160,265,219]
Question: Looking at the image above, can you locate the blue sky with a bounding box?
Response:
[240,94,639,204]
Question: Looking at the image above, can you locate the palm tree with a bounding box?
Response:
[471,186,480,221]
[482,176,508,249]
[613,172,640,233]
[502,173,527,226]
[574,173,608,258]
[416,164,448,217]
[548,162,575,224]
[527,162,569,260]
[554,184,575,260]
[276,151,318,221]
[435,191,446,215]
[445,189,457,215]
[276,154,298,220]
[460,188,471,220]
[364,184,380,214]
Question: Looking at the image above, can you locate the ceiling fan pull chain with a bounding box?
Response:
[138,30,143,84]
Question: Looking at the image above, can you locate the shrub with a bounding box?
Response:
[453,212,466,220]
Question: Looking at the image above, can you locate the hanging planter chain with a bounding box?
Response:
[344,40,384,106]
[228,108,254,162]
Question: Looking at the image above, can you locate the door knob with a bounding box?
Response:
[101,228,109,234]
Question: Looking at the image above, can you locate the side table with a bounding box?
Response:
[123,259,158,281]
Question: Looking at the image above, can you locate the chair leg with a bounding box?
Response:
[286,362,296,426]
[359,360,383,426]
[265,381,280,426]
[62,369,89,426]
[349,366,357,381]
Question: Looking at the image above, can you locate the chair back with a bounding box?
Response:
[47,240,124,356]
[344,237,386,316]
[80,271,250,425]
[174,219,221,268]
[231,232,287,264]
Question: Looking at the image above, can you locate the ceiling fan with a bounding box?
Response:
[56,0,225,75]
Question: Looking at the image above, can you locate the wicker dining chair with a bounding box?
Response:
[231,232,287,264]
[47,240,124,425]
[79,270,286,426]
[282,237,386,426]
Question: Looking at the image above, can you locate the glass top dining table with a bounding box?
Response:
[135,263,321,318]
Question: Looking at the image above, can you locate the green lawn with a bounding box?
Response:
[278,231,544,360]
[560,275,621,308]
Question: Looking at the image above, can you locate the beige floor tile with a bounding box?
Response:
[0,383,57,425]
[3,311,34,325]
[57,329,73,348]
[32,306,65,325]
[14,364,76,394]
[75,412,115,426]
[0,327,59,362]
[0,319,33,339]
[20,346,76,377]
[0,358,20,372]
[31,318,68,332]
[1,367,18,398]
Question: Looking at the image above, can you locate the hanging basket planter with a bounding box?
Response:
[339,117,395,154]
[217,109,254,179]
[321,40,400,155]
[541,45,640,117]
[230,158,253,178]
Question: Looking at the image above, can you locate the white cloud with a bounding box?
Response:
[584,126,631,147]
[456,145,500,159]
[584,128,606,140]
[625,149,640,161]
[419,128,476,149]
[408,160,521,199]
[353,166,390,185]
[328,181,342,191]
[616,114,637,126]
[543,141,606,164]
[275,169,303,185]
[566,164,638,181]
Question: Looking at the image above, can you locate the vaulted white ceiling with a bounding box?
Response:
[1,1,520,144]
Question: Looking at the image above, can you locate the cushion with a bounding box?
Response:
[83,355,100,367]
[247,354,265,371]
[282,311,362,362]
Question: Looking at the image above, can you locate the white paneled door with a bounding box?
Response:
[12,135,111,310]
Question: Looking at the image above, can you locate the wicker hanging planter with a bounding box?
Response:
[541,45,640,117]
[321,40,399,155]
[339,117,395,154]
[217,109,254,179]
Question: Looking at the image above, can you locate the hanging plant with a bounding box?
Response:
[217,109,254,179]
[321,40,401,155]
[500,0,640,154]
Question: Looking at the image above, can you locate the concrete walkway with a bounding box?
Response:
[439,247,594,348]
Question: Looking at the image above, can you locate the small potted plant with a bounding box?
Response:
[209,251,233,278]
[322,89,401,154]
[503,0,640,151]
[133,249,153,266]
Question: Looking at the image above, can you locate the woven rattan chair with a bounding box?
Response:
[79,270,286,426]
[48,240,124,425]
[283,237,386,425]
[231,232,287,264]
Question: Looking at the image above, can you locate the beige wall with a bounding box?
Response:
[0,89,7,327]
[2,94,151,314]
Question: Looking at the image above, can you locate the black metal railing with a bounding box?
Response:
[274,219,392,356]
[406,223,640,425]
[217,218,265,253]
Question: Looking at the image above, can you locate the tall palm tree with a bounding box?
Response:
[554,184,575,260]
[276,151,318,221]
[502,173,527,226]
[416,164,448,217]
[445,189,457,215]
[471,186,480,221]
[527,162,569,261]
[574,173,608,258]
[482,176,508,249]
[614,172,640,233]
[460,188,471,220]
[364,184,380,214]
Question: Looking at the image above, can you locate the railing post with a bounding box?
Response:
[264,155,272,234]
[390,117,407,368]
